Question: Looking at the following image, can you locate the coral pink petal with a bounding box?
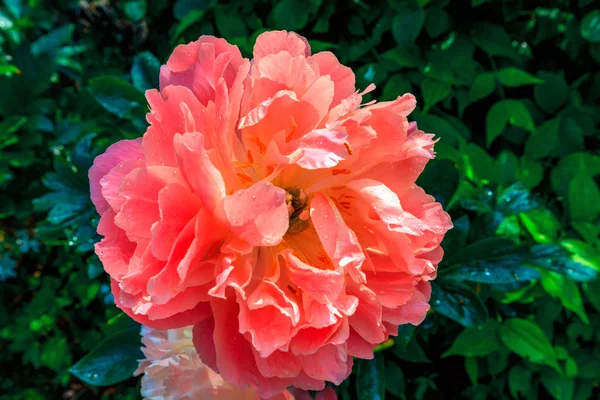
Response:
[310,52,355,108]
[285,253,344,304]
[316,387,338,400]
[253,31,311,61]
[345,179,426,235]
[222,182,289,247]
[95,209,135,280]
[112,280,211,329]
[210,296,293,398]
[287,127,348,170]
[346,283,386,344]
[301,345,351,385]
[144,86,208,167]
[239,280,299,358]
[173,132,226,211]
[89,138,143,215]
[346,330,374,359]
[254,349,302,379]
[310,193,365,281]
[193,317,218,372]
[151,183,202,261]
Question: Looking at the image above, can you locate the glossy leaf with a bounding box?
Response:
[356,355,386,400]
[530,244,598,282]
[69,324,142,386]
[431,281,488,327]
[131,51,160,92]
[88,76,146,118]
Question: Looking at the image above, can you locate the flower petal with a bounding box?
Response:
[222,181,289,247]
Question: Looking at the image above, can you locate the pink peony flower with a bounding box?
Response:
[90,31,452,397]
[136,326,335,400]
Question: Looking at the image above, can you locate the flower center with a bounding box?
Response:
[285,187,309,234]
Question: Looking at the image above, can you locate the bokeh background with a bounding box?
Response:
[1,0,600,399]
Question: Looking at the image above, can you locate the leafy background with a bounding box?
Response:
[1,0,600,399]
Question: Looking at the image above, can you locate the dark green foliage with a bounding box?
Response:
[1,0,599,399]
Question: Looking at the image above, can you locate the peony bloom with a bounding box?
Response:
[136,326,335,400]
[90,31,452,397]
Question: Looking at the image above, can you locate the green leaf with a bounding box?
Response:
[465,357,478,385]
[520,208,561,244]
[41,335,72,372]
[31,25,75,55]
[384,361,405,399]
[381,74,412,101]
[541,271,589,323]
[581,10,600,43]
[88,76,146,118]
[381,46,422,69]
[534,72,569,113]
[530,244,598,282]
[518,158,544,189]
[541,369,575,400]
[123,0,147,21]
[486,100,535,148]
[272,0,310,30]
[431,281,488,327]
[131,51,160,92]
[171,10,205,40]
[551,153,600,198]
[583,279,600,312]
[567,162,600,222]
[508,365,532,399]
[392,8,425,43]
[444,238,540,285]
[416,159,459,205]
[496,183,540,216]
[69,324,142,386]
[173,0,213,20]
[424,7,451,38]
[443,320,501,357]
[524,117,560,159]
[356,355,386,400]
[215,8,248,38]
[393,336,431,363]
[496,67,544,87]
[472,23,518,59]
[421,79,451,112]
[493,150,519,186]
[499,318,560,372]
